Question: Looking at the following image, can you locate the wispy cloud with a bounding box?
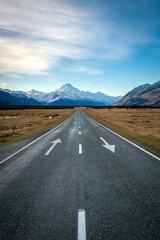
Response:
[65,66,103,75]
[8,74,22,78]
[0,0,158,75]
[0,0,92,75]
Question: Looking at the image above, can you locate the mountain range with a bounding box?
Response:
[0,83,121,106]
[0,81,159,106]
[113,80,160,106]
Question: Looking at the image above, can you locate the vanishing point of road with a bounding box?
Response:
[0,108,160,240]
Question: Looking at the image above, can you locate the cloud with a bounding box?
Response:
[0,37,88,75]
[0,0,94,75]
[0,0,158,75]
[8,74,22,78]
[0,38,49,75]
[65,66,103,75]
[0,80,7,89]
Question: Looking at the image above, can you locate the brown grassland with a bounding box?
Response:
[83,107,160,157]
[0,108,75,145]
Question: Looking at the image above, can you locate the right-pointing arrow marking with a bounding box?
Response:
[100,137,115,153]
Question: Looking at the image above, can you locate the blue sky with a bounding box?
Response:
[0,0,160,96]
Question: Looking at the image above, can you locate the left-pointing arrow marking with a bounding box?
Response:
[100,137,115,153]
[45,138,62,156]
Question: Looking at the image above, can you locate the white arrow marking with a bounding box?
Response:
[45,138,62,155]
[100,137,115,153]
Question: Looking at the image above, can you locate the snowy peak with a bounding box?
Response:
[27,89,47,101]
[2,89,29,98]
[0,89,41,105]
[27,89,38,94]
[56,83,79,93]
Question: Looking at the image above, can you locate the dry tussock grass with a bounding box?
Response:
[83,108,160,156]
[0,109,75,143]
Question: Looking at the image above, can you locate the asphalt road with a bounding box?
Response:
[0,108,160,240]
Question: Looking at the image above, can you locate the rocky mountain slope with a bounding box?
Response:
[113,80,160,106]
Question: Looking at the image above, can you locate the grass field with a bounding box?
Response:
[0,108,75,145]
[83,107,160,157]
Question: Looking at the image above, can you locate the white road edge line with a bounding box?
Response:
[0,116,72,165]
[78,209,86,240]
[79,131,81,135]
[89,117,160,161]
[79,144,82,154]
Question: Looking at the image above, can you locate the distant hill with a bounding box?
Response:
[0,83,122,106]
[113,80,160,106]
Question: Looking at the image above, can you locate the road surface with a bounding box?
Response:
[0,108,160,240]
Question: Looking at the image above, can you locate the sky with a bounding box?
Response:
[0,0,160,96]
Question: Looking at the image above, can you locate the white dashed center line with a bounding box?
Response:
[79,144,82,154]
[78,209,86,240]
[79,131,81,135]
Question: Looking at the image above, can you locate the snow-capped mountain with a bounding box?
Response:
[0,83,122,106]
[27,89,47,101]
[2,89,30,99]
[41,84,121,106]
[0,89,41,106]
